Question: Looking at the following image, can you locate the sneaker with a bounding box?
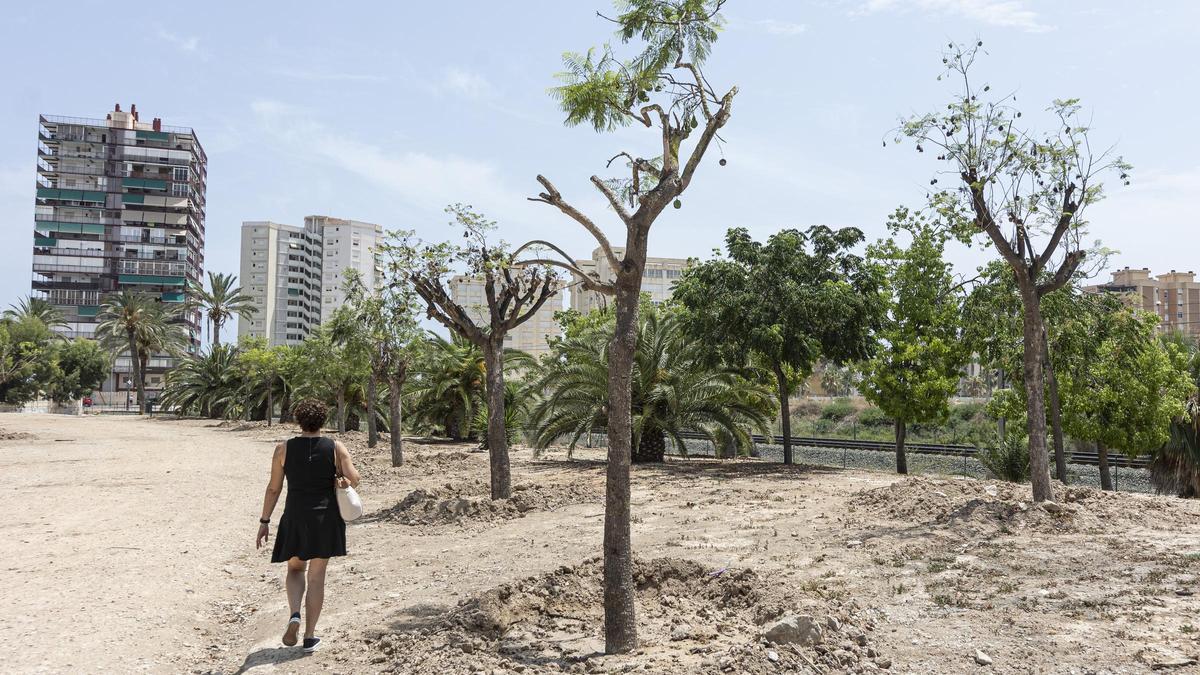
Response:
[302,637,322,653]
[282,613,301,646]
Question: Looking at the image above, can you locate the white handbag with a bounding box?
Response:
[334,450,363,521]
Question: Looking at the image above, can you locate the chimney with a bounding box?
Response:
[152,118,162,132]
[114,103,122,112]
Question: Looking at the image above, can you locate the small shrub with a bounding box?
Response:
[977,431,1031,483]
[856,406,894,428]
[820,398,856,421]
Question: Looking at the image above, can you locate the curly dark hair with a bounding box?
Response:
[292,398,329,433]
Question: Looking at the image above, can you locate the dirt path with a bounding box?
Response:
[2,414,1198,674]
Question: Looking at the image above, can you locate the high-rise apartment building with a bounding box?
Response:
[569,247,689,314]
[237,215,383,345]
[311,216,385,324]
[1086,267,1200,336]
[238,220,323,346]
[33,104,206,397]
[449,275,565,357]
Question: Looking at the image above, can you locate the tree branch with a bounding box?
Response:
[679,88,737,191]
[529,175,622,271]
[1038,250,1086,297]
[590,175,632,223]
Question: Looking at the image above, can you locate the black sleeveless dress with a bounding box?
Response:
[271,437,347,563]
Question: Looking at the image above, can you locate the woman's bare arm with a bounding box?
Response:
[256,443,286,549]
[334,441,361,489]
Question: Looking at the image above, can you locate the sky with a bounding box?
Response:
[1,0,1198,343]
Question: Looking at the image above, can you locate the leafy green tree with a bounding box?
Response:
[861,208,967,474]
[187,272,257,346]
[389,206,558,501]
[298,321,370,432]
[526,303,773,462]
[1151,333,1200,497]
[237,338,287,424]
[1059,307,1194,490]
[514,0,737,651]
[897,41,1131,502]
[672,226,884,465]
[45,339,109,403]
[342,265,423,465]
[0,320,56,406]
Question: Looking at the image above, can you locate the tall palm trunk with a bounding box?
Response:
[127,328,146,414]
[389,374,404,467]
[211,316,222,347]
[482,340,512,500]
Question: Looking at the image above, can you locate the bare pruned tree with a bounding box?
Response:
[390,205,559,500]
[897,41,1131,502]
[513,0,736,654]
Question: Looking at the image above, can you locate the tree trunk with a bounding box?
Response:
[482,341,512,500]
[279,388,292,424]
[1018,287,1053,502]
[631,426,666,463]
[895,418,908,475]
[389,374,404,467]
[1042,332,1067,485]
[774,364,793,465]
[126,329,146,415]
[266,381,273,427]
[335,389,346,433]
[367,370,379,448]
[212,317,222,347]
[604,279,639,654]
[996,368,1007,441]
[1097,442,1113,491]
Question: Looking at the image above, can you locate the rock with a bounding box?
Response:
[766,650,779,662]
[1039,501,1063,514]
[974,649,993,666]
[984,485,998,497]
[876,657,892,669]
[846,540,864,548]
[1152,657,1198,669]
[825,616,841,631]
[670,624,692,641]
[763,614,823,647]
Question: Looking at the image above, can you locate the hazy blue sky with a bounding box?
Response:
[2,1,1197,341]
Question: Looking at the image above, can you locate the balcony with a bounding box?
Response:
[117,259,187,277]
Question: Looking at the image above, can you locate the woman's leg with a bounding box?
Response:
[286,557,306,615]
[304,558,329,638]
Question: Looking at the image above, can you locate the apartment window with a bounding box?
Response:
[1179,312,1185,319]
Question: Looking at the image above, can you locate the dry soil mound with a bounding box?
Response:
[376,480,601,527]
[0,428,34,441]
[850,477,1196,534]
[370,557,887,674]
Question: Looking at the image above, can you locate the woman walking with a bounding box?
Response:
[256,399,361,653]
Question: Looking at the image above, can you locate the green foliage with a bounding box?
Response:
[406,333,485,439]
[856,406,894,429]
[186,271,256,344]
[5,297,67,331]
[976,429,1031,483]
[526,304,773,460]
[45,339,109,403]
[1150,336,1200,497]
[472,380,529,450]
[860,207,967,430]
[820,399,856,422]
[160,343,245,418]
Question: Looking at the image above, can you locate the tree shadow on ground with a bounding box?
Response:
[522,455,844,484]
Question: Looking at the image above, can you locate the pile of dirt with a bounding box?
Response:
[368,557,888,674]
[0,428,34,441]
[376,479,601,527]
[850,477,1197,534]
[357,449,476,483]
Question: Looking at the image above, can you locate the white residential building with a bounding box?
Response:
[569,246,689,313]
[310,215,385,324]
[449,274,566,357]
[238,215,383,346]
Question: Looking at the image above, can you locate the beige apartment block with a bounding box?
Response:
[238,215,384,346]
[1085,267,1200,337]
[449,274,566,357]
[568,246,689,314]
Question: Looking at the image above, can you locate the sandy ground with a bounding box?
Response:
[1,414,1198,674]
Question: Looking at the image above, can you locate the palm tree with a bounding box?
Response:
[160,343,245,418]
[406,332,486,440]
[96,291,156,413]
[4,297,67,331]
[526,306,775,462]
[1151,336,1200,497]
[188,272,256,346]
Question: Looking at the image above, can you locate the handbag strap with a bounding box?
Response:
[331,438,343,479]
